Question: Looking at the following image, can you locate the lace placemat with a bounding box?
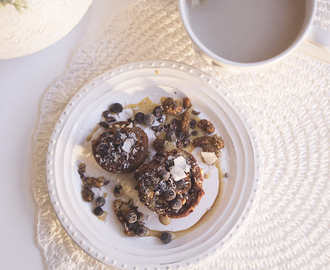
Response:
[33,0,330,269]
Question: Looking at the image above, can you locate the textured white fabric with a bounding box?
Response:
[33,0,330,269]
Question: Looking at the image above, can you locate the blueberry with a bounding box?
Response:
[144,113,155,126]
[170,197,182,210]
[166,130,176,142]
[153,106,163,117]
[160,232,173,244]
[109,103,123,113]
[94,207,103,216]
[136,225,148,237]
[126,212,137,223]
[175,131,183,139]
[96,143,109,157]
[114,185,125,197]
[176,179,186,189]
[95,197,106,207]
[134,112,145,123]
[159,170,170,181]
[165,189,176,201]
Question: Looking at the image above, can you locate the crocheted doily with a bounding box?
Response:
[33,0,330,269]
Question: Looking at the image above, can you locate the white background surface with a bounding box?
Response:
[0,0,138,269]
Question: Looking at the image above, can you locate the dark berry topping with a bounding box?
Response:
[95,196,106,207]
[99,121,110,128]
[94,207,103,216]
[190,119,196,129]
[175,131,183,139]
[165,189,176,201]
[166,130,176,142]
[176,179,187,189]
[102,110,110,118]
[159,170,170,181]
[183,138,190,147]
[151,126,162,132]
[114,185,125,197]
[96,143,109,157]
[136,211,145,222]
[105,116,116,123]
[153,106,163,117]
[134,112,145,123]
[157,118,164,123]
[136,225,148,237]
[192,110,201,115]
[176,140,183,149]
[191,131,198,136]
[114,131,121,140]
[165,159,174,170]
[109,103,123,113]
[126,212,137,223]
[160,232,173,244]
[170,197,182,210]
[144,113,155,126]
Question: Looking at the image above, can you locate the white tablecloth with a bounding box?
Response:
[32,0,330,269]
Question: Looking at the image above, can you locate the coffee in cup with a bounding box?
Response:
[179,0,330,71]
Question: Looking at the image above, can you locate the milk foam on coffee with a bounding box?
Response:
[186,0,307,63]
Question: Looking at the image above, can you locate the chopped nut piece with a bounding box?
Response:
[183,97,192,109]
[192,136,210,147]
[162,97,182,114]
[192,110,201,115]
[197,119,215,134]
[78,163,86,173]
[181,110,191,135]
[114,199,145,237]
[210,134,225,150]
[85,176,105,188]
[78,163,86,177]
[82,188,94,202]
[153,138,165,152]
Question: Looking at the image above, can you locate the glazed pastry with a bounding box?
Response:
[135,149,205,218]
[92,121,148,173]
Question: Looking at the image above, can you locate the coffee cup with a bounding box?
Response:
[179,0,330,71]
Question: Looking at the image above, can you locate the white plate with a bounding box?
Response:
[46,60,262,270]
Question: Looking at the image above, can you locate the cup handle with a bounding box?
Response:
[297,25,330,64]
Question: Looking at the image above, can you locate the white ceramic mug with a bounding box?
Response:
[179,0,330,71]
